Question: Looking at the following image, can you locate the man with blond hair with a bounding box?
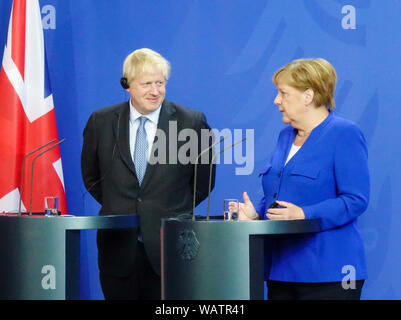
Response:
[81,48,215,299]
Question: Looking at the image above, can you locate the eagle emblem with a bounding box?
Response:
[176,229,200,261]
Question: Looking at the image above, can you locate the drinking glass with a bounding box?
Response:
[44,196,59,216]
[223,199,239,221]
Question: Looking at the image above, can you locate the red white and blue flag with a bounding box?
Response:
[0,0,67,214]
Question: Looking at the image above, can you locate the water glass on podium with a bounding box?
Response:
[223,199,239,221]
[44,196,59,216]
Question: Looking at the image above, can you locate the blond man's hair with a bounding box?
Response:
[123,48,170,84]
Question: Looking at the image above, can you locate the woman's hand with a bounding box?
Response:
[266,200,305,220]
[238,192,259,220]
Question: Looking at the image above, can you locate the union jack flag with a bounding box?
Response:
[0,0,67,214]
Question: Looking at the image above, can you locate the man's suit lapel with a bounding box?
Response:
[140,100,176,189]
[115,102,139,183]
[114,100,177,188]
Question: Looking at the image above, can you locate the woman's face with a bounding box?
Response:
[273,79,307,126]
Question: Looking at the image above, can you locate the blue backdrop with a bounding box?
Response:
[1,0,400,300]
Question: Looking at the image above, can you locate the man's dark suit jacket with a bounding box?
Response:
[81,99,215,277]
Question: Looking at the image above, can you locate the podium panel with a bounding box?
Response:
[161,218,321,300]
[0,214,137,300]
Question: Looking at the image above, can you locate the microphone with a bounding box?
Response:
[192,136,227,221]
[29,138,66,215]
[18,139,57,215]
[206,137,246,220]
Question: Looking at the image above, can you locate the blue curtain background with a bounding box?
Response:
[1,0,400,299]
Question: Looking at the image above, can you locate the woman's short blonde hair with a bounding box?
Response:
[122,48,171,83]
[273,58,337,110]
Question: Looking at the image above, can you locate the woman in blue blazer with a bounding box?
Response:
[238,58,370,300]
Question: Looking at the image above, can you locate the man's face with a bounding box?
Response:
[127,71,166,114]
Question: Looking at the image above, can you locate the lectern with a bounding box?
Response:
[0,214,137,300]
[161,218,321,300]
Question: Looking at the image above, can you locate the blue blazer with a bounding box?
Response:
[256,112,370,282]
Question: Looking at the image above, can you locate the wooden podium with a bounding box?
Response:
[0,214,138,300]
[161,217,321,300]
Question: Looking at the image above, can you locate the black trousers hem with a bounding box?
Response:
[99,241,161,300]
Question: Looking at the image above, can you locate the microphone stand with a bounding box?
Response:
[206,137,246,220]
[29,138,66,215]
[192,136,226,221]
[18,139,57,215]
